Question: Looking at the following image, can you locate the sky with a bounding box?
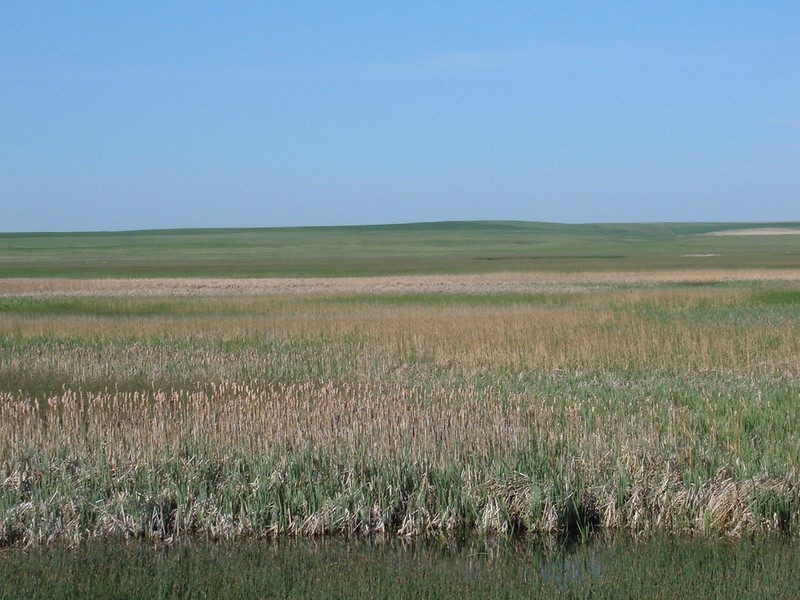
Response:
[1,2,799,232]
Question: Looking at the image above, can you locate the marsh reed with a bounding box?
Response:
[1,281,799,544]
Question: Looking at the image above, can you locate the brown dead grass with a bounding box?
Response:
[3,269,800,297]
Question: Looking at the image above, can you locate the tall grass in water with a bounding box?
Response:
[2,536,799,599]
[1,285,799,544]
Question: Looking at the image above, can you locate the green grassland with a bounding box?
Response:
[2,220,800,277]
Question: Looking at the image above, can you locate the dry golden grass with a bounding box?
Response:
[2,287,798,376]
[4,269,800,297]
[2,377,798,542]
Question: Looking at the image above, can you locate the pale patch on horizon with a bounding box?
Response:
[703,228,800,236]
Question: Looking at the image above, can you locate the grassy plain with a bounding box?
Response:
[2,220,800,277]
[2,269,800,545]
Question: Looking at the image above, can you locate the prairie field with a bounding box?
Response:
[2,269,800,546]
[3,220,800,277]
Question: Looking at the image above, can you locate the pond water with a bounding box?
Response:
[1,533,798,599]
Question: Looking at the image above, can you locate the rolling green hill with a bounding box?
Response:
[1,221,799,277]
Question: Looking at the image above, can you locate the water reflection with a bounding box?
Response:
[3,532,800,599]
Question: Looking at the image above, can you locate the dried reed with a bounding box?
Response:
[1,281,799,545]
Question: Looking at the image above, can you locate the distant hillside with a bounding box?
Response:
[1,221,799,278]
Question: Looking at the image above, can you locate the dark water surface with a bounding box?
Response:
[1,533,798,599]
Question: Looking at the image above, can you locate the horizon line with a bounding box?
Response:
[3,219,800,237]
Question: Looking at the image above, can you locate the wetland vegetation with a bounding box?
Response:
[2,535,798,599]
[2,276,800,544]
[2,221,800,596]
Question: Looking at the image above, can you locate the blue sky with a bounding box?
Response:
[2,2,798,232]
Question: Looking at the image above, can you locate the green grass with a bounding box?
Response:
[2,220,800,277]
[0,297,195,317]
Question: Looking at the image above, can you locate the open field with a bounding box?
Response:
[2,221,800,277]
[2,270,800,546]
